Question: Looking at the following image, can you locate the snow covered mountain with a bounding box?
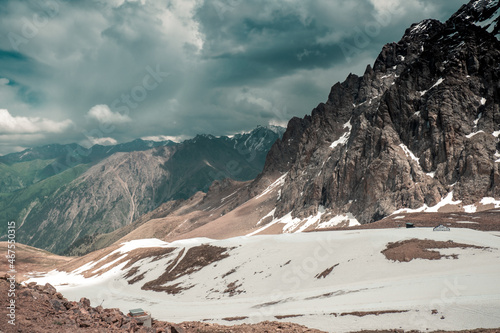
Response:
[451,0,500,38]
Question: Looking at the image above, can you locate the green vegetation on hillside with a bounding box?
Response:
[0,164,90,237]
[0,159,57,193]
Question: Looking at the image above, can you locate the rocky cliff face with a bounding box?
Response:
[260,0,500,224]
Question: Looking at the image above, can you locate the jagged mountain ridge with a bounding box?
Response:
[452,0,500,37]
[0,139,174,165]
[102,0,500,247]
[10,0,500,255]
[2,126,284,254]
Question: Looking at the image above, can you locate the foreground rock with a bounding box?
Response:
[0,277,324,332]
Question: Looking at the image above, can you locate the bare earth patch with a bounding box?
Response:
[221,268,237,278]
[127,271,146,284]
[382,239,487,262]
[0,242,73,282]
[221,316,248,321]
[275,314,304,319]
[315,263,339,279]
[142,244,230,294]
[339,310,409,317]
[79,247,176,278]
[223,280,245,297]
[305,288,366,300]
[252,298,293,309]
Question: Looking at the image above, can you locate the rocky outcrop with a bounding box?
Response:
[260,0,500,224]
[0,278,151,332]
[0,277,326,333]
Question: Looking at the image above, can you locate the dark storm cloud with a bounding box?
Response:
[195,0,466,79]
[0,0,469,154]
[194,1,360,84]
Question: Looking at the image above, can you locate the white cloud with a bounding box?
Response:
[0,109,73,134]
[157,0,204,51]
[141,135,189,143]
[268,119,289,127]
[315,31,346,45]
[235,92,274,111]
[369,0,403,14]
[86,104,131,124]
[85,136,118,146]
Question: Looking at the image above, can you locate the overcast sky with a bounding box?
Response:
[0,0,468,155]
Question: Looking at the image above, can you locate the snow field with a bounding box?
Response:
[27,228,500,332]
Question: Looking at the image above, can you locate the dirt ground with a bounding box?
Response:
[0,242,73,282]
[381,238,487,262]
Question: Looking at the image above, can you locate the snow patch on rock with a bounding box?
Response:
[330,119,352,149]
[256,173,288,199]
[393,191,462,214]
[316,213,360,228]
[399,143,420,163]
[466,130,485,139]
[419,78,444,96]
[480,197,500,208]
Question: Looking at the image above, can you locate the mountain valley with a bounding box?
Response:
[2,0,500,332]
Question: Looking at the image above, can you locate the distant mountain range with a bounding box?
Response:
[0,139,176,192]
[0,125,285,254]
